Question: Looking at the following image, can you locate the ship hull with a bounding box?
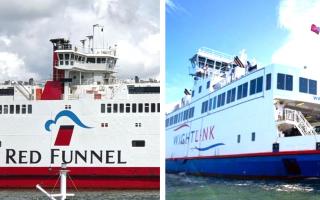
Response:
[166,150,320,178]
[0,167,159,189]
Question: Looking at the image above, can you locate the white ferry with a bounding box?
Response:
[166,47,320,178]
[0,25,160,188]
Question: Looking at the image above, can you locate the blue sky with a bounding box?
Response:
[166,0,320,106]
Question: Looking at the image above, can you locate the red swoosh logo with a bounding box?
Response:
[174,123,190,131]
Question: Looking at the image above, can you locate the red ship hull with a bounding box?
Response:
[0,167,160,189]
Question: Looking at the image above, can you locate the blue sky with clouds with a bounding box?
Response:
[166,0,320,106]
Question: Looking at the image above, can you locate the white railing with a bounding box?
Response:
[283,108,317,136]
[14,83,32,100]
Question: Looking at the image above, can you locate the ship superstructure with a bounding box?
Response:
[0,25,160,189]
[166,47,320,178]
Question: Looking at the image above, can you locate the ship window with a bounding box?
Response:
[277,73,293,91]
[266,73,271,90]
[183,109,189,120]
[227,90,232,104]
[113,104,118,113]
[65,60,69,65]
[70,61,74,65]
[189,107,194,118]
[70,54,74,60]
[0,105,2,114]
[251,132,256,141]
[97,58,101,63]
[299,77,317,95]
[243,82,248,97]
[309,79,317,95]
[87,57,95,63]
[138,103,143,113]
[277,73,285,90]
[132,103,137,113]
[250,76,263,95]
[144,103,149,113]
[170,117,174,126]
[4,105,8,114]
[101,58,106,63]
[250,79,256,95]
[151,103,156,112]
[58,54,63,60]
[16,105,20,114]
[132,140,145,147]
[126,103,130,113]
[101,104,105,113]
[28,105,32,114]
[299,77,308,93]
[119,103,124,113]
[107,104,112,113]
[286,75,293,90]
[174,114,178,123]
[237,134,241,143]
[212,96,217,110]
[198,86,202,93]
[217,94,222,107]
[192,90,194,97]
[3,105,8,114]
[231,88,236,102]
[256,76,263,93]
[81,57,85,62]
[201,100,208,113]
[237,84,243,99]
[206,81,210,89]
[208,98,213,111]
[221,92,225,106]
[9,105,14,114]
[21,105,26,114]
[75,55,78,60]
[165,119,169,127]
[65,54,69,60]
[157,103,160,112]
[60,60,63,65]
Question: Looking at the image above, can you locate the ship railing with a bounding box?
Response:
[14,82,32,100]
[198,47,233,61]
[283,108,317,136]
[68,94,79,100]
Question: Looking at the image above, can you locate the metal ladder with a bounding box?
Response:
[283,108,317,136]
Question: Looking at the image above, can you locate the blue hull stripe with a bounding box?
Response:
[166,153,320,177]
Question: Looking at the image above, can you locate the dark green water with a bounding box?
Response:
[0,190,159,200]
[166,173,320,200]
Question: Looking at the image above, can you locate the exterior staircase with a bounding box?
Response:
[14,82,32,100]
[277,108,317,136]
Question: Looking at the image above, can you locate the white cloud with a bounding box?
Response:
[272,0,320,69]
[0,36,11,46]
[0,0,159,82]
[0,52,38,81]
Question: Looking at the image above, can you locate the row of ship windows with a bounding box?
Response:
[0,104,32,114]
[200,75,270,114]
[101,103,160,113]
[166,74,271,127]
[165,107,195,127]
[277,73,317,95]
[193,74,271,96]
[237,132,256,143]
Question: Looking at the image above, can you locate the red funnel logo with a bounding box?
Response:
[54,125,74,146]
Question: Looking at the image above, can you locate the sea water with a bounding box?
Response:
[166,173,320,200]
